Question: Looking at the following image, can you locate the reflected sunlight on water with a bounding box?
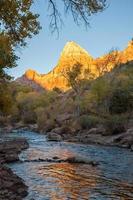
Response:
[36,163,97,200]
[3,131,133,200]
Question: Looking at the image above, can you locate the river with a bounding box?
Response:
[2,131,133,200]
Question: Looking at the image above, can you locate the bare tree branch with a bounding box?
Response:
[47,0,107,34]
[48,0,63,35]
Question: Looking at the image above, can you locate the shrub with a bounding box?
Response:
[0,116,9,127]
[109,88,133,114]
[22,110,37,124]
[79,115,101,129]
[0,84,13,115]
[35,106,57,132]
[104,115,127,135]
[10,105,20,123]
[35,107,48,130]
[53,87,62,93]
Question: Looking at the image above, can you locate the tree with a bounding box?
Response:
[95,49,120,77]
[0,0,107,44]
[0,33,18,80]
[0,0,107,79]
[0,0,41,80]
[0,82,13,115]
[61,62,83,92]
[62,62,93,115]
[0,0,41,47]
[61,63,82,115]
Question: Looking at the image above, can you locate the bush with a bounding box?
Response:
[10,105,20,123]
[35,107,48,130]
[104,115,127,135]
[0,116,9,127]
[0,84,13,115]
[53,87,62,93]
[79,115,101,129]
[35,106,57,132]
[109,88,133,114]
[22,110,37,124]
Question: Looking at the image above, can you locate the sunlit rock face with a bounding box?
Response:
[23,41,94,91]
[120,40,133,63]
[16,71,44,92]
[57,41,93,69]
[19,40,133,91]
[25,69,37,80]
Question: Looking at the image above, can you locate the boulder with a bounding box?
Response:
[56,114,72,124]
[87,127,105,135]
[65,156,99,166]
[13,121,25,129]
[51,127,64,134]
[28,124,38,132]
[0,139,29,199]
[0,165,28,200]
[112,128,133,148]
[1,125,13,134]
[46,132,62,141]
[0,138,29,164]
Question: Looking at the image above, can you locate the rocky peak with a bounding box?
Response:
[60,41,92,58]
[57,41,93,67]
[17,40,133,91]
[120,40,133,63]
[25,69,38,80]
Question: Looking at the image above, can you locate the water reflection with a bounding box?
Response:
[4,131,133,200]
[27,162,133,200]
[28,162,98,200]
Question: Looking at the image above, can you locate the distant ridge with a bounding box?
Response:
[16,40,133,91]
[16,73,44,92]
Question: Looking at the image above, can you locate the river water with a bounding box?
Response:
[2,131,133,200]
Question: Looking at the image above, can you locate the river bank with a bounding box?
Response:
[1,121,133,151]
[0,138,29,200]
[5,130,133,200]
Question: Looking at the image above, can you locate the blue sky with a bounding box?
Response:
[10,0,133,78]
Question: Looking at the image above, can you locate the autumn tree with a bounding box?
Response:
[0,83,13,115]
[95,49,120,77]
[0,0,107,79]
[0,0,41,115]
[62,62,93,115]
[0,33,18,80]
[0,0,41,47]
[0,0,41,80]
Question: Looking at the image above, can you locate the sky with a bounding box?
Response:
[10,0,133,78]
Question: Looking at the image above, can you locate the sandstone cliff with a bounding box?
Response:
[17,40,133,91]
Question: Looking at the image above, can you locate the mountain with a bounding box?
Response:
[17,40,133,91]
[120,40,133,62]
[16,72,44,92]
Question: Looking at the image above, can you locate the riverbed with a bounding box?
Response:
[2,131,133,200]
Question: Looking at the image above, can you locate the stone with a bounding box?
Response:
[51,127,64,134]
[0,138,29,200]
[87,127,105,135]
[46,132,62,141]
[0,138,29,164]
[28,124,38,132]
[0,165,28,200]
[56,114,72,123]
[65,156,99,166]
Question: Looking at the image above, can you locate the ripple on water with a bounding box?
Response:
[3,131,133,200]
